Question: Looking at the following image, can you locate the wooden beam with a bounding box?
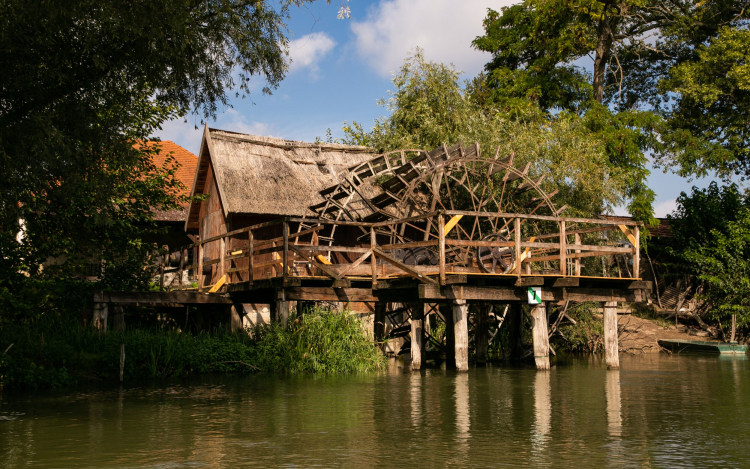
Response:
[372,248,439,285]
[417,284,642,303]
[531,304,550,370]
[93,291,233,306]
[515,277,544,287]
[439,215,446,286]
[453,300,469,372]
[603,301,619,369]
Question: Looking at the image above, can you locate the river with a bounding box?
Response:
[1,354,748,468]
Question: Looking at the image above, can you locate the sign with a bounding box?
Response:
[527,287,542,305]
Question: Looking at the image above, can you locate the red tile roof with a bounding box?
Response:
[599,215,672,238]
[137,141,198,222]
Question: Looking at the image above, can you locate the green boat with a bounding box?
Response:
[658,339,748,354]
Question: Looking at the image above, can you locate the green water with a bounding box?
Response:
[1,354,749,468]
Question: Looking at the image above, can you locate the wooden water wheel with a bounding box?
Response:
[306,143,564,272]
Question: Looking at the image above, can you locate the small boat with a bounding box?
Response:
[658,339,748,354]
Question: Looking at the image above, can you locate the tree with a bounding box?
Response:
[342,50,629,218]
[0,0,326,318]
[664,183,750,338]
[472,1,750,217]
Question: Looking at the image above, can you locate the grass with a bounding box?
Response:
[0,306,386,390]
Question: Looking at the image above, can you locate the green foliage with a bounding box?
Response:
[341,50,632,218]
[664,183,750,327]
[252,308,386,373]
[0,306,384,389]
[0,0,327,320]
[554,303,604,353]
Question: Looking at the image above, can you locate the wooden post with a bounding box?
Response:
[370,227,377,289]
[112,305,124,332]
[453,299,469,372]
[559,221,566,276]
[574,233,581,277]
[282,220,289,284]
[248,230,254,283]
[445,304,455,368]
[119,344,125,383]
[633,225,640,279]
[230,304,242,332]
[197,242,204,292]
[410,303,424,371]
[439,214,446,286]
[515,218,522,276]
[374,302,387,352]
[93,302,108,333]
[531,303,550,370]
[507,303,524,362]
[475,304,489,365]
[603,301,619,369]
[731,314,737,343]
[159,246,166,290]
[219,236,226,283]
[178,247,184,291]
[276,292,290,328]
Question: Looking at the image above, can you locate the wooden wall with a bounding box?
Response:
[198,162,227,286]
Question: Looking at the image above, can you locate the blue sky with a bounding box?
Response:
[157,0,725,218]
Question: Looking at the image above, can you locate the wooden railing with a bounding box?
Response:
[155,211,643,292]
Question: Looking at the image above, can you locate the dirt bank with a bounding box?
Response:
[618,313,717,353]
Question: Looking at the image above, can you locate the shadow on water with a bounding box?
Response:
[1,354,749,468]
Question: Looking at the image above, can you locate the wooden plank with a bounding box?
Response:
[379,240,438,250]
[283,221,289,284]
[447,239,514,248]
[560,221,566,277]
[284,287,378,302]
[248,230,254,283]
[443,210,643,226]
[553,278,579,287]
[574,233,581,276]
[373,248,439,285]
[288,244,341,280]
[417,284,642,302]
[93,291,233,306]
[219,237,226,281]
[208,275,226,293]
[335,250,373,278]
[197,243,204,292]
[439,215,446,286]
[514,218,522,276]
[515,277,544,287]
[633,225,640,279]
[370,227,377,289]
[444,214,463,235]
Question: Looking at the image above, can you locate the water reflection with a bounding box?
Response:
[1,355,750,468]
[605,370,622,437]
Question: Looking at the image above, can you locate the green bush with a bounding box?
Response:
[0,306,385,389]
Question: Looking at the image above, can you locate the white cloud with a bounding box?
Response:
[351,0,514,77]
[288,32,337,75]
[653,199,677,218]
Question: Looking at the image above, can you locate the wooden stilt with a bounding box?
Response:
[603,301,619,369]
[276,299,290,328]
[531,303,550,370]
[453,299,469,372]
[112,305,124,332]
[374,302,386,352]
[475,304,490,365]
[507,303,523,361]
[410,303,424,371]
[119,344,125,383]
[230,304,242,332]
[445,304,455,368]
[93,302,108,333]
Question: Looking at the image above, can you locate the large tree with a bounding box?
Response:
[472,0,750,218]
[0,0,324,316]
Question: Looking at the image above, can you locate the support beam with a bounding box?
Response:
[93,302,108,333]
[112,305,124,332]
[531,303,550,370]
[603,301,619,369]
[475,304,490,365]
[453,299,469,372]
[445,304,455,368]
[230,304,242,332]
[410,303,424,371]
[276,299,290,328]
[506,303,523,362]
[374,302,387,351]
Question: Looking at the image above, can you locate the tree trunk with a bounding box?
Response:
[592,5,619,103]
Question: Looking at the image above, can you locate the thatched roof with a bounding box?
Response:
[185,126,379,231]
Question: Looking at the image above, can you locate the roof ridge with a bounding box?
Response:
[207,127,373,153]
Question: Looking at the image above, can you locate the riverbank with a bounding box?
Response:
[0,307,386,390]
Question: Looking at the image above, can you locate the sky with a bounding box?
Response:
[157,0,722,218]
